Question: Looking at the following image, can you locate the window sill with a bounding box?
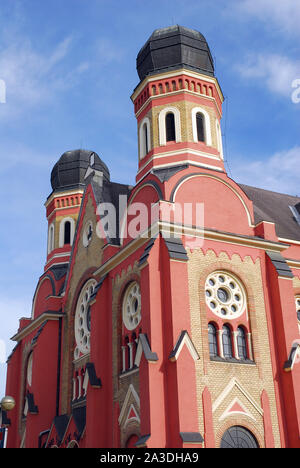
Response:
[119,366,139,379]
[210,356,255,365]
[71,396,86,409]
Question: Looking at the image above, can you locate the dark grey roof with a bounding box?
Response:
[91,179,132,245]
[49,264,68,281]
[137,25,214,82]
[239,184,300,241]
[72,406,86,437]
[51,149,110,192]
[53,414,69,443]
[180,432,204,443]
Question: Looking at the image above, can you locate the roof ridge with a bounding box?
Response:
[239,183,300,200]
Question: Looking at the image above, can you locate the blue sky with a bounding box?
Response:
[0,0,299,397]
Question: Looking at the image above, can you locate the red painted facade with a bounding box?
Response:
[3,27,300,449]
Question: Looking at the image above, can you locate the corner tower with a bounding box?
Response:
[131,25,225,183]
[44,149,110,270]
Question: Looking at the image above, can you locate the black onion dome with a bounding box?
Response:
[51,149,110,192]
[137,25,214,82]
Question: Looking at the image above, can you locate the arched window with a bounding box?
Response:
[208,323,218,357]
[166,112,176,142]
[221,426,259,449]
[143,123,149,156]
[59,218,75,248]
[237,327,247,360]
[192,107,212,146]
[216,120,224,159]
[196,112,205,142]
[64,221,71,245]
[139,117,151,160]
[222,325,233,359]
[48,224,54,254]
[159,106,181,146]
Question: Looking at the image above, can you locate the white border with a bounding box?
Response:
[191,106,212,146]
[159,106,182,146]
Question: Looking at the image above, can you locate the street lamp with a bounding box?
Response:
[1,396,15,412]
[0,396,15,449]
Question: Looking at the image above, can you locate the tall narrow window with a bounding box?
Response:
[208,323,218,357]
[48,224,54,254]
[143,123,149,155]
[64,221,71,245]
[166,113,176,142]
[196,113,205,142]
[222,325,233,359]
[237,327,247,360]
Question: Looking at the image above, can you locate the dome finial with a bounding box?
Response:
[137,25,214,82]
[50,149,110,192]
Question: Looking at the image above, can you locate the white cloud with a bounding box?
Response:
[232,146,300,195]
[238,0,300,37]
[236,53,300,98]
[96,38,127,65]
[0,34,90,120]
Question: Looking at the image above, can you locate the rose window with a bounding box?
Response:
[205,272,246,319]
[74,279,97,359]
[122,282,142,331]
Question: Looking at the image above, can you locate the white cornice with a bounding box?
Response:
[93,221,288,278]
[11,311,64,342]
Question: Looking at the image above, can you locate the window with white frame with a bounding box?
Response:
[139,117,151,159]
[191,107,212,146]
[48,223,55,254]
[158,106,181,146]
[59,217,75,247]
[216,119,224,159]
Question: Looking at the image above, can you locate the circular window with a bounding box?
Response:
[74,279,97,359]
[296,297,300,322]
[83,221,93,247]
[122,282,142,331]
[220,426,259,449]
[205,272,246,319]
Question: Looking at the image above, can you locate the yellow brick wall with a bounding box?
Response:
[187,248,282,448]
[111,262,141,445]
[60,194,104,414]
[149,99,218,150]
[53,214,78,250]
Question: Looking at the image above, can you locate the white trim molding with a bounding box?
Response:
[118,384,140,426]
[216,119,224,159]
[159,106,182,146]
[59,217,75,248]
[191,106,212,146]
[139,116,151,160]
[47,223,55,254]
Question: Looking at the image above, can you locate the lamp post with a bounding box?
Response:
[0,396,15,449]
